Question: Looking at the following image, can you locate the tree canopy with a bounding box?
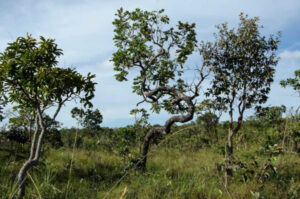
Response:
[112,8,209,169]
[112,8,203,114]
[199,13,280,157]
[0,35,96,111]
[0,34,97,198]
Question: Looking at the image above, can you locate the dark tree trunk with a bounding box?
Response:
[292,140,298,152]
[139,93,195,170]
[140,127,164,169]
[214,128,218,142]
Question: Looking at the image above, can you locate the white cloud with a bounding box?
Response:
[279,50,300,60]
[1,0,300,127]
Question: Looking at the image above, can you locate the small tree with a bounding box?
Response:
[199,13,280,158]
[0,35,96,198]
[112,8,209,169]
[130,108,150,152]
[280,69,300,97]
[280,70,300,151]
[7,107,36,142]
[289,108,300,152]
[5,107,63,148]
[71,107,103,130]
[195,99,227,141]
[196,112,219,140]
[255,105,286,128]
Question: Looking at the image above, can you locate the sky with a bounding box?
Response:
[0,0,299,128]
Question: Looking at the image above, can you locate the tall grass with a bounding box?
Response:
[0,123,299,198]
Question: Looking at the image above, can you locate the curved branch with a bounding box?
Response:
[140,88,196,169]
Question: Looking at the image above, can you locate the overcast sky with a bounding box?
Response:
[0,0,299,128]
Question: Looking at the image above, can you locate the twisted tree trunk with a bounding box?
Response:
[140,127,165,169]
[139,93,195,170]
[17,110,46,199]
[17,159,39,198]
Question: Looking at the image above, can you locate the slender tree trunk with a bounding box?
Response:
[17,111,46,199]
[214,128,218,142]
[227,128,234,158]
[17,159,38,198]
[282,116,289,149]
[224,128,234,187]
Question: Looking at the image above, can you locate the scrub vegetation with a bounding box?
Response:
[0,8,299,199]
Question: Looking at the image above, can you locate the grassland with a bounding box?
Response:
[0,122,299,198]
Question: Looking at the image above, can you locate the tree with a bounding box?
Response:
[280,69,300,97]
[196,112,219,141]
[0,35,96,198]
[71,107,103,130]
[280,69,300,152]
[42,114,63,148]
[7,106,36,142]
[112,8,209,169]
[199,13,280,158]
[255,105,286,128]
[4,128,29,144]
[5,107,63,147]
[196,99,227,118]
[130,108,150,152]
[195,99,227,141]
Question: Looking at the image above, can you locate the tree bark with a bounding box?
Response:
[140,127,165,169]
[17,159,38,198]
[227,128,234,158]
[17,110,46,199]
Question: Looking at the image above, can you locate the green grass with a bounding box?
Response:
[0,127,299,198]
